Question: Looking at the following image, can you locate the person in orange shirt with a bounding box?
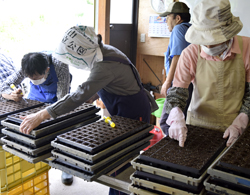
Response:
[160,0,250,147]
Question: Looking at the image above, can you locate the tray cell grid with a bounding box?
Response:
[141,125,226,171]
[0,99,42,113]
[57,115,147,149]
[219,128,250,169]
[0,110,8,115]
[10,104,49,120]
[8,103,95,124]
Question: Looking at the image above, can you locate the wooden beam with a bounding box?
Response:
[98,0,110,44]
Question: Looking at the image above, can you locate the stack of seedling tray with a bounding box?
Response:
[206,127,250,194]
[49,115,154,182]
[0,125,4,145]
[0,99,44,145]
[1,103,101,163]
[130,125,227,195]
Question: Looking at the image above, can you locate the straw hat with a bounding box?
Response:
[185,0,243,45]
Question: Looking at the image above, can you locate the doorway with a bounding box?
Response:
[109,0,139,65]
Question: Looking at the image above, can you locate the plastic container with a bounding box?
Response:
[151,98,166,118]
[143,126,164,151]
[1,170,50,195]
[0,146,50,193]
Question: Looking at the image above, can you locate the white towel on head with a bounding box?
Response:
[54,26,103,70]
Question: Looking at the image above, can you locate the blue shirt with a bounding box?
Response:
[164,22,191,77]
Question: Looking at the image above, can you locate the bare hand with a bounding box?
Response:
[20,109,50,134]
[86,93,99,104]
[160,80,171,97]
[11,89,23,102]
[2,89,23,102]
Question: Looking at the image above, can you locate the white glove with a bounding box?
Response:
[223,113,249,147]
[166,107,187,147]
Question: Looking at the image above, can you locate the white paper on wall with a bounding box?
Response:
[148,15,171,38]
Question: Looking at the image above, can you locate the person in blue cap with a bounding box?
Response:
[160,1,193,126]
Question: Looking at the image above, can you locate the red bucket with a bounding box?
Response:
[143,126,164,151]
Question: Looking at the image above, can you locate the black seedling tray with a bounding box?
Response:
[2,144,52,164]
[129,184,171,195]
[217,127,250,178]
[1,136,53,156]
[0,99,44,119]
[0,134,4,145]
[0,126,3,144]
[51,126,153,163]
[139,125,226,178]
[49,142,148,182]
[2,109,100,138]
[206,192,218,195]
[214,163,250,181]
[130,173,205,195]
[207,176,250,194]
[133,171,205,193]
[131,156,208,187]
[2,115,101,147]
[57,115,152,154]
[216,162,250,179]
[52,134,152,174]
[6,103,99,129]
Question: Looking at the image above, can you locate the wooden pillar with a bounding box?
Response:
[98,0,110,44]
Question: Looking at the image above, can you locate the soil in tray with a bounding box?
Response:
[0,99,43,116]
[218,127,250,176]
[140,125,226,178]
[7,103,97,128]
[57,115,151,154]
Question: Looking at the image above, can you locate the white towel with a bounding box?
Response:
[54,26,103,71]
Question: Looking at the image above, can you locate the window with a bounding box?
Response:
[0,0,95,92]
[110,0,133,24]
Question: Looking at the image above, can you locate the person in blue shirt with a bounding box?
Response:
[159,1,193,132]
[160,2,192,96]
[1,52,71,103]
[1,52,74,185]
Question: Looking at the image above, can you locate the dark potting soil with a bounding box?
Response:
[140,125,226,177]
